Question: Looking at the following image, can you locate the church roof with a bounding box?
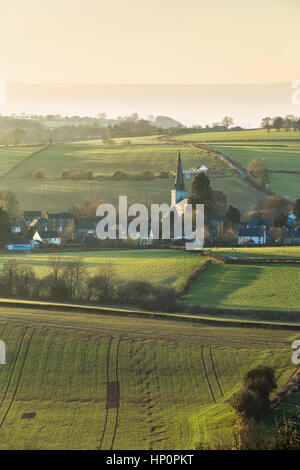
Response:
[174,151,185,191]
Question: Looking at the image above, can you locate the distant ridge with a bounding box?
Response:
[2,82,298,127]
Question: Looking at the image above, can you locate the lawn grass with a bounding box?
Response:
[183,263,300,311]
[0,249,205,291]
[0,309,295,449]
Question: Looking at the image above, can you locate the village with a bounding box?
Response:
[5,153,300,252]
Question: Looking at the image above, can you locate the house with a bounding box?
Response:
[6,239,39,251]
[74,219,97,240]
[183,165,208,179]
[238,226,266,245]
[33,230,61,246]
[46,212,74,232]
[287,213,297,226]
[23,210,42,226]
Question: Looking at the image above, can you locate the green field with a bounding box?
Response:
[211,246,300,259]
[173,129,300,143]
[183,262,300,311]
[7,143,216,178]
[0,145,44,179]
[0,307,296,449]
[0,249,204,292]
[0,141,262,213]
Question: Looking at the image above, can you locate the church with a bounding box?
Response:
[171,151,188,212]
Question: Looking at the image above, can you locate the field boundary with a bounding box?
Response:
[0,144,50,182]
[1,298,300,331]
[0,328,35,429]
[177,260,211,297]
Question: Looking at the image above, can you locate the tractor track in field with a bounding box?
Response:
[110,337,121,450]
[201,346,216,403]
[0,328,28,408]
[98,336,112,450]
[98,337,121,450]
[209,347,224,397]
[0,328,35,429]
[0,313,291,349]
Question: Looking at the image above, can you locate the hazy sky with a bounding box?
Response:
[1,0,299,85]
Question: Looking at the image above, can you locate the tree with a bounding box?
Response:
[87,261,117,302]
[0,189,20,221]
[212,190,227,216]
[261,117,272,132]
[263,194,289,218]
[222,116,234,129]
[247,159,269,186]
[0,208,11,247]
[273,116,284,132]
[62,258,86,300]
[188,173,214,220]
[293,199,300,218]
[284,114,296,132]
[225,205,240,225]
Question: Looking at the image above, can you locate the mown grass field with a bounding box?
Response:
[0,307,296,449]
[183,262,300,311]
[0,249,205,292]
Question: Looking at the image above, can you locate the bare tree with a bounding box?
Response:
[62,258,86,300]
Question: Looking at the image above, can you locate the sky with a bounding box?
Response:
[0,0,299,85]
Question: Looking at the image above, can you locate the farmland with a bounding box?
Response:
[0,306,296,449]
[0,141,263,213]
[0,249,205,292]
[173,129,300,143]
[0,145,45,180]
[183,262,300,311]
[172,129,300,202]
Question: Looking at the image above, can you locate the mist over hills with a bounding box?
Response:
[1,82,298,127]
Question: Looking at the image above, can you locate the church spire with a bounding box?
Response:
[174,150,185,191]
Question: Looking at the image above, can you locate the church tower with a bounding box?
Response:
[171,151,188,206]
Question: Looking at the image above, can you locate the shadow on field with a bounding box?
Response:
[183,264,263,308]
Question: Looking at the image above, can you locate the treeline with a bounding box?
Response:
[261,115,300,132]
[0,257,178,311]
[0,118,170,145]
[196,366,300,450]
[60,168,170,181]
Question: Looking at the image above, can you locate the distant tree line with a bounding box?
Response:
[261,115,300,132]
[0,256,178,312]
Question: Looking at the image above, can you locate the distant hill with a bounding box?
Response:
[154,115,183,128]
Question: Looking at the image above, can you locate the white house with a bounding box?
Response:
[183,165,208,179]
[33,230,61,246]
[238,226,266,245]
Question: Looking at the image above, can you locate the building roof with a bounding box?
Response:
[76,219,97,230]
[174,151,185,191]
[35,230,60,238]
[47,212,74,219]
[23,210,42,218]
[238,226,265,237]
